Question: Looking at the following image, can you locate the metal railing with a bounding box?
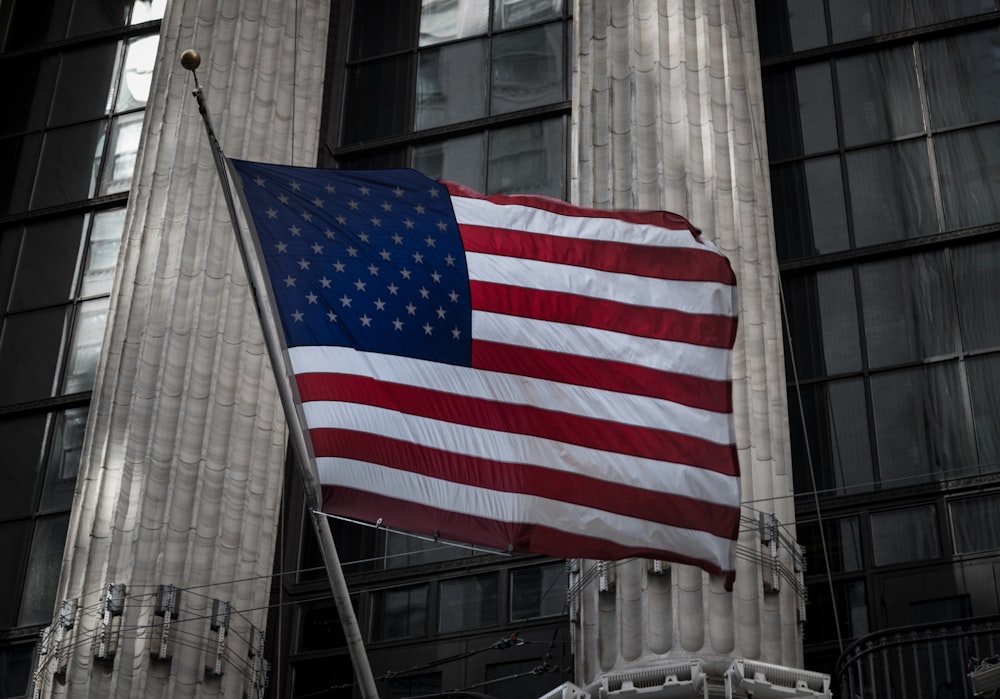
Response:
[836,615,1000,698]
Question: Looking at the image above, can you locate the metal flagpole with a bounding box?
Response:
[180,50,381,699]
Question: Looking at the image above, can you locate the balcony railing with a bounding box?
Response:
[836,615,1000,699]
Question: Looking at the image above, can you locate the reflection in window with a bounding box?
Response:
[859,252,956,368]
[789,379,873,496]
[372,584,427,640]
[837,47,922,148]
[968,355,1000,468]
[420,0,489,47]
[416,40,488,130]
[412,134,485,191]
[797,518,864,573]
[384,530,470,568]
[511,563,566,620]
[871,364,973,485]
[100,113,144,194]
[491,24,564,114]
[763,63,837,160]
[847,140,937,246]
[439,573,498,633]
[80,208,127,297]
[493,0,562,30]
[40,407,89,510]
[922,28,1000,130]
[783,268,861,379]
[871,505,940,566]
[755,0,827,57]
[771,156,848,259]
[488,118,564,197]
[62,297,110,394]
[18,515,70,626]
[130,0,167,24]
[954,240,1000,352]
[7,216,85,312]
[116,35,159,111]
[829,0,907,43]
[937,125,1000,231]
[952,495,1000,554]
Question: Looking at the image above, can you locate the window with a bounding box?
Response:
[871,505,941,566]
[372,584,428,640]
[951,495,1000,553]
[510,562,566,620]
[438,573,498,633]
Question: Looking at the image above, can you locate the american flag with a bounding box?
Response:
[230,159,740,580]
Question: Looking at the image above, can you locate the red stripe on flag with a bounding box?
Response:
[296,373,738,474]
[461,223,736,284]
[321,485,735,579]
[469,280,737,349]
[310,428,740,538]
[471,341,733,413]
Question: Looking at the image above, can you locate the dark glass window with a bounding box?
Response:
[805,579,869,643]
[951,495,1000,553]
[922,28,1000,130]
[789,379,873,496]
[412,133,486,191]
[0,415,47,520]
[763,63,838,160]
[18,514,70,625]
[936,125,1000,230]
[292,656,354,699]
[859,252,957,368]
[0,134,43,215]
[870,363,973,485]
[871,505,941,566]
[416,40,488,130]
[912,0,997,25]
[0,643,34,698]
[486,659,564,699]
[0,306,68,406]
[31,121,105,209]
[47,43,119,127]
[491,23,565,114]
[2,0,72,50]
[846,140,937,246]
[372,584,427,640]
[967,354,1000,468]
[297,599,358,651]
[754,0,828,57]
[771,156,849,260]
[6,215,85,312]
[487,117,564,197]
[350,0,419,59]
[419,0,489,46]
[954,240,1000,351]
[0,54,58,136]
[510,562,566,620]
[343,56,414,143]
[797,517,864,573]
[783,268,861,379]
[494,0,564,29]
[385,672,442,699]
[829,0,907,43]
[836,47,922,147]
[439,573,499,633]
[40,407,89,510]
[66,0,131,38]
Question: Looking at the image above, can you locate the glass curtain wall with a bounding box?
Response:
[0,1,163,695]
[758,0,1000,679]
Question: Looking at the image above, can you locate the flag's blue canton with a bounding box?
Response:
[232,160,473,366]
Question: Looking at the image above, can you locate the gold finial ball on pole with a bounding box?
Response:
[180,49,201,71]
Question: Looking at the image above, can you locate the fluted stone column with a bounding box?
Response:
[39,1,330,696]
[572,0,802,690]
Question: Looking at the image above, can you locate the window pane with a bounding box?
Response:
[99,112,143,195]
[952,495,1000,553]
[763,63,837,160]
[0,134,42,215]
[297,598,358,651]
[292,657,354,699]
[953,240,1000,352]
[913,0,996,25]
[2,0,72,50]
[847,140,937,246]
[439,573,498,633]
[491,23,565,115]
[829,0,907,43]
[871,505,940,566]
[31,121,105,210]
[80,208,127,297]
[343,56,413,144]
[116,35,159,112]
[18,514,70,626]
[48,43,119,127]
[797,518,864,573]
[511,563,566,620]
[494,0,562,30]
[756,0,827,57]
[937,125,1000,230]
[416,40,488,130]
[373,584,427,640]
[67,0,130,37]
[789,379,873,496]
[923,29,1000,130]
[130,0,167,23]
[419,0,489,47]
[771,157,848,260]
[384,530,469,568]
[783,268,861,379]
[0,643,35,698]
[7,215,85,312]
[412,134,485,191]
[350,0,418,59]
[0,522,32,628]
[62,297,110,394]
[805,579,868,644]
[40,406,89,511]
[0,307,68,406]
[967,354,1000,468]
[859,252,957,368]
[0,54,58,137]
[871,364,973,485]
[488,118,564,198]
[0,414,48,519]
[837,47,922,147]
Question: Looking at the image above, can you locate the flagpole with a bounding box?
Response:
[180,50,381,699]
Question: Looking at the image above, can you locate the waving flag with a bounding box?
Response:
[230,159,740,580]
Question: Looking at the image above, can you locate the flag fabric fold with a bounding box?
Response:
[229,159,741,582]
